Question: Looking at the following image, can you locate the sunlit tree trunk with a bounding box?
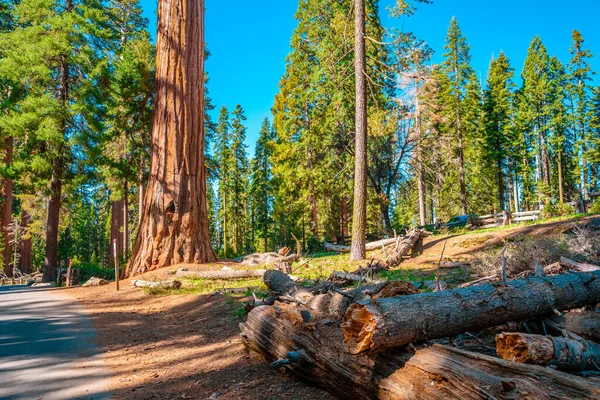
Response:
[19,210,32,274]
[126,0,216,277]
[350,0,367,261]
[1,137,12,276]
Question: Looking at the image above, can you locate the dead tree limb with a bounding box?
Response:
[496,332,600,371]
[342,271,600,354]
[385,228,422,266]
[131,279,182,289]
[549,312,600,341]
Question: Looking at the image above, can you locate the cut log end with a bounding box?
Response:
[342,303,378,355]
[496,332,555,365]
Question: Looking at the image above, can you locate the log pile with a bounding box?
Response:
[240,262,600,399]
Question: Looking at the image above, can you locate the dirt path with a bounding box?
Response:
[0,285,111,400]
[66,281,333,400]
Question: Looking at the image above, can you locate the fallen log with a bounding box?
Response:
[342,270,600,354]
[385,228,422,266]
[496,332,600,371]
[329,271,382,285]
[241,304,600,400]
[549,312,600,341]
[324,238,397,253]
[175,269,267,279]
[560,257,600,272]
[261,270,417,318]
[131,279,182,289]
[241,233,302,266]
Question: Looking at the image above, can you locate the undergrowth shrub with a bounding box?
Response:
[77,262,114,282]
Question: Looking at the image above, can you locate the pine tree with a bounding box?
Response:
[214,106,232,255]
[439,17,474,214]
[0,0,111,281]
[483,52,516,211]
[568,30,594,201]
[250,118,275,252]
[230,104,249,254]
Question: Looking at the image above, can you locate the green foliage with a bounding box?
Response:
[76,261,114,282]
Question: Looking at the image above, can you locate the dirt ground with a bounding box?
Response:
[408,215,600,269]
[66,278,334,400]
[63,215,600,399]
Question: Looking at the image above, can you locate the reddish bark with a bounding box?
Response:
[126,0,216,277]
[1,137,13,276]
[19,210,32,274]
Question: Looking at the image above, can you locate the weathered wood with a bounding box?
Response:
[549,312,600,341]
[329,271,382,285]
[342,271,600,354]
[131,279,182,289]
[559,257,600,272]
[175,269,267,280]
[496,332,600,371]
[241,234,301,266]
[385,228,422,266]
[241,304,600,400]
[324,238,397,253]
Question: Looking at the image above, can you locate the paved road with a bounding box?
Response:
[0,285,111,399]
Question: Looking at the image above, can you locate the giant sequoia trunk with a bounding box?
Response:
[1,137,13,277]
[126,0,216,277]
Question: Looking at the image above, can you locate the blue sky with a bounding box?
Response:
[139,0,600,153]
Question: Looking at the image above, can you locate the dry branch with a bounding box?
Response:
[342,271,600,354]
[496,332,600,371]
[385,228,422,266]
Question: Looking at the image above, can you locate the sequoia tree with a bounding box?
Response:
[126,0,216,276]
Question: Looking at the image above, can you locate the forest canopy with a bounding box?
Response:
[0,0,599,276]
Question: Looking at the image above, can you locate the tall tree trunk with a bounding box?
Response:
[415,87,427,226]
[19,210,32,274]
[125,0,216,277]
[138,162,145,224]
[110,197,125,265]
[454,64,467,214]
[309,182,318,236]
[2,137,13,277]
[43,161,62,282]
[350,0,367,261]
[558,150,564,203]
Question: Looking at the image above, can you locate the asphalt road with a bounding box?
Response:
[0,285,111,399]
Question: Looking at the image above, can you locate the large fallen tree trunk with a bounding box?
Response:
[241,304,600,400]
[324,238,397,253]
[549,312,600,341]
[175,269,267,279]
[385,228,422,266]
[343,270,600,354]
[131,279,182,289]
[496,332,600,371]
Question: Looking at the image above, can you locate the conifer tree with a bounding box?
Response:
[230,104,249,254]
[439,17,474,214]
[215,106,232,255]
[250,118,275,252]
[0,0,111,281]
[483,52,516,211]
[568,30,594,201]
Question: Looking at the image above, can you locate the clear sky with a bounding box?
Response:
[138,0,600,152]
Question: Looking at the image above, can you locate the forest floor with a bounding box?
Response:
[64,213,600,399]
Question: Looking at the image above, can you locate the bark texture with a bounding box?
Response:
[241,304,600,400]
[324,238,396,253]
[350,0,367,261]
[1,137,12,276]
[175,269,267,280]
[549,312,600,341]
[496,332,600,371]
[126,0,216,277]
[385,228,422,266]
[19,211,32,275]
[343,271,600,354]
